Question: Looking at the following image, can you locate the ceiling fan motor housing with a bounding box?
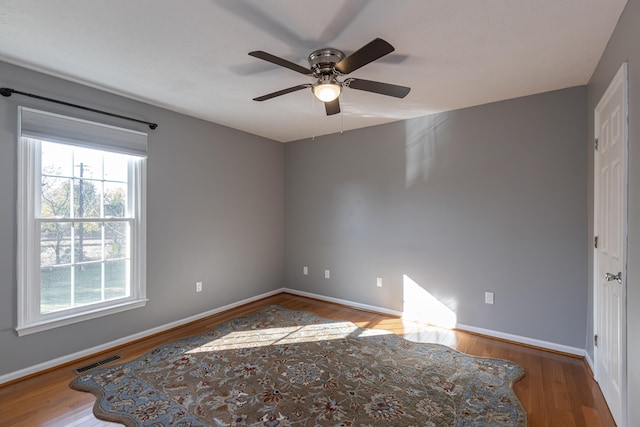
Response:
[308,48,345,76]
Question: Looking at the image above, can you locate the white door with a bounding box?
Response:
[594,63,627,427]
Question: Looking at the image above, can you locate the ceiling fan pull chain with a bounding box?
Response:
[340,91,344,135]
[311,90,316,141]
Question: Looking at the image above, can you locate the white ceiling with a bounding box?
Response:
[0,0,628,142]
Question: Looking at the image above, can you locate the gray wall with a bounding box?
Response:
[587,0,640,424]
[0,61,285,376]
[285,87,587,348]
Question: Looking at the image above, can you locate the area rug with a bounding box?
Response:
[70,305,526,426]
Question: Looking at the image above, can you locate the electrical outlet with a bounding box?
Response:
[196,281,203,292]
[376,277,383,288]
[485,292,494,304]
[324,270,330,279]
[303,266,308,275]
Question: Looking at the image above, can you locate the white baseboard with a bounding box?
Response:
[1,287,588,385]
[584,351,596,374]
[0,289,282,385]
[455,323,585,357]
[283,288,586,357]
[282,288,403,317]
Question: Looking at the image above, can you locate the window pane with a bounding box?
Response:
[74,263,103,306]
[41,222,72,266]
[41,176,71,218]
[41,141,73,177]
[74,147,103,180]
[73,178,101,218]
[74,222,102,262]
[105,222,128,259]
[40,266,71,313]
[105,259,128,300]
[104,152,129,182]
[104,182,127,217]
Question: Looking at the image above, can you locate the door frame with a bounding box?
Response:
[593,62,628,426]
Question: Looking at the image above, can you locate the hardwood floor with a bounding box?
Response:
[0,293,615,426]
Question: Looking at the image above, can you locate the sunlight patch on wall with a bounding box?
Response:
[405,113,451,188]
[402,274,457,329]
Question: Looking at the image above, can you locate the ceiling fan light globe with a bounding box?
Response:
[313,83,341,102]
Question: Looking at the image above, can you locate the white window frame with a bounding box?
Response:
[16,107,147,336]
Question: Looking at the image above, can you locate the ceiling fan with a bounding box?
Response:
[249,38,411,116]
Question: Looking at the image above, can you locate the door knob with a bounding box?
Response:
[605,272,622,284]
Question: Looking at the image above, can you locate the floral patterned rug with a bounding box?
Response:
[70,305,526,426]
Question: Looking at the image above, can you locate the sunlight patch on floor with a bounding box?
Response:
[186,322,392,354]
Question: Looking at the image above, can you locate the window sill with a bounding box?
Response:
[16,299,148,336]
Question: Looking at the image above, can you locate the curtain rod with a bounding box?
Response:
[0,87,158,130]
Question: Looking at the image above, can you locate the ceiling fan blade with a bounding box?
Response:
[253,84,311,101]
[325,98,340,116]
[347,78,411,98]
[335,38,395,74]
[248,51,312,75]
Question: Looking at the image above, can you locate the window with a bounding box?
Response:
[17,107,147,336]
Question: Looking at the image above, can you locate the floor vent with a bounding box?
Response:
[74,354,122,374]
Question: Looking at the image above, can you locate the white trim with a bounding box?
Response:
[0,289,281,385]
[16,299,148,336]
[1,287,590,385]
[585,351,596,376]
[455,323,584,357]
[16,123,36,330]
[282,288,585,356]
[16,126,148,334]
[282,288,403,317]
